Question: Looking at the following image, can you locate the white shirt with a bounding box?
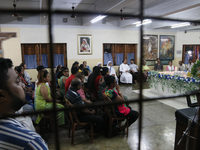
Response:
[129,64,138,72]
[178,64,186,71]
[167,65,175,71]
[187,63,194,71]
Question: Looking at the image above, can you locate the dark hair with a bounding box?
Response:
[20,63,25,68]
[57,71,63,79]
[0,58,13,89]
[83,68,89,76]
[168,61,172,64]
[37,70,49,86]
[72,61,79,67]
[83,61,86,64]
[157,58,160,61]
[79,64,84,70]
[56,65,62,73]
[76,72,84,80]
[131,59,134,61]
[71,67,79,75]
[14,66,22,74]
[87,66,101,92]
[71,78,81,89]
[104,75,115,87]
[100,67,108,76]
[36,65,44,72]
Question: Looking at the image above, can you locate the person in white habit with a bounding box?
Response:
[97,62,102,67]
[80,39,90,52]
[119,59,132,84]
[107,61,118,83]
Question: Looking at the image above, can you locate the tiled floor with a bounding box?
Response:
[43,84,180,150]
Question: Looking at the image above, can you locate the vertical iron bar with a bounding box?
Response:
[47,0,60,149]
[138,0,144,149]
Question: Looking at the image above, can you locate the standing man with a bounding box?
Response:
[119,59,132,84]
[154,58,163,71]
[83,61,91,73]
[129,59,139,84]
[0,58,48,149]
[0,33,15,58]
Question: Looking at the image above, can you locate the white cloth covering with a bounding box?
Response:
[107,61,118,83]
[119,63,132,84]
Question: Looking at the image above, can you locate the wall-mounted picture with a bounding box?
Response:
[77,34,92,55]
[143,35,158,60]
[159,35,175,60]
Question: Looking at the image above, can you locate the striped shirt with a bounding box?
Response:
[65,87,84,106]
[0,118,48,150]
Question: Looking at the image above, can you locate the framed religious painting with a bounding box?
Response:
[77,34,92,55]
[159,35,175,60]
[143,35,158,60]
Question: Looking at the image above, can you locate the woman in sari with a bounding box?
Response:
[35,70,65,125]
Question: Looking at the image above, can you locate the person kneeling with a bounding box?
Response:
[103,75,139,132]
[65,78,104,134]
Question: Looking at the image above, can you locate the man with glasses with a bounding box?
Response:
[0,58,48,149]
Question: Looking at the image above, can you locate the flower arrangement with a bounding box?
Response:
[147,71,200,95]
[191,60,200,77]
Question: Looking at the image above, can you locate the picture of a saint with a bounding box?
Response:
[159,35,175,60]
[80,39,90,52]
[143,35,158,60]
[0,33,15,58]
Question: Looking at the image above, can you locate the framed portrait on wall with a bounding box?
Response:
[159,35,175,60]
[77,34,92,55]
[143,35,158,60]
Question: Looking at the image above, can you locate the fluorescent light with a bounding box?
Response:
[90,15,107,23]
[171,22,190,28]
[133,19,152,26]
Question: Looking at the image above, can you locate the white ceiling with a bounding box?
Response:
[0,0,200,31]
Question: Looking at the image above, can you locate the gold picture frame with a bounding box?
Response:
[77,34,92,55]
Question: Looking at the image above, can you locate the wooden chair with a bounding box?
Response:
[103,94,129,138]
[65,98,94,145]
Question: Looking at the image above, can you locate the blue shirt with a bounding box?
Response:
[0,118,48,150]
[86,66,91,73]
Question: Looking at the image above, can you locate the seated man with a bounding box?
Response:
[129,59,139,84]
[65,78,103,134]
[65,67,79,93]
[0,58,48,149]
[154,58,163,71]
[142,60,150,82]
[83,61,91,73]
[119,59,132,84]
[178,61,186,71]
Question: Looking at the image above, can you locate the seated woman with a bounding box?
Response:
[59,67,69,98]
[142,60,150,82]
[35,70,65,125]
[98,67,109,100]
[103,75,139,132]
[166,61,175,71]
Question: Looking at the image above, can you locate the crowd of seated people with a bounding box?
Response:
[0,58,140,149]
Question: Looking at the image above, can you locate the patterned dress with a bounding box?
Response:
[35,83,65,125]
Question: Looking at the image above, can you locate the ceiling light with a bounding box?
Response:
[171,22,190,28]
[90,15,107,23]
[133,19,152,26]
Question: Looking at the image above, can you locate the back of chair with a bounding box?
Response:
[65,98,81,124]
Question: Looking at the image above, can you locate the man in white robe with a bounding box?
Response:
[119,59,132,84]
[107,61,118,83]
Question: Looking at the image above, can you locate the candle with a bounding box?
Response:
[175,67,177,72]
